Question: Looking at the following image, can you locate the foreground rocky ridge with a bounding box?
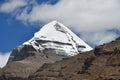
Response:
[0,37,120,80]
[28,37,120,80]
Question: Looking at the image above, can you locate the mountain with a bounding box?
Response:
[8,20,92,62]
[0,21,92,80]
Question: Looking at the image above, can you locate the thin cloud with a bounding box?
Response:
[0,0,27,13]
[16,0,120,32]
[81,31,118,47]
[0,52,11,68]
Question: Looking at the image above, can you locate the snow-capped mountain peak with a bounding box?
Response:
[24,20,93,56]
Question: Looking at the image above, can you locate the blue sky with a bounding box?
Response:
[0,13,39,52]
[0,0,120,54]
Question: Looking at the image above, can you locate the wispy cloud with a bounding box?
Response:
[16,0,120,31]
[0,0,120,46]
[81,31,118,47]
[0,0,27,13]
[0,52,11,68]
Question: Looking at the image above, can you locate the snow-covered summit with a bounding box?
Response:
[24,20,93,56]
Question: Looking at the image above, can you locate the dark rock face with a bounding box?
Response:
[8,45,37,62]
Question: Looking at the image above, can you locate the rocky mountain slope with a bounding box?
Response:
[0,37,120,80]
[28,37,120,80]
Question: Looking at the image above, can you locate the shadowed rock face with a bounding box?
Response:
[0,37,120,80]
[0,44,67,80]
[8,45,37,62]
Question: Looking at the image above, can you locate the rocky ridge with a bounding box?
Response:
[28,37,120,80]
[0,37,120,80]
